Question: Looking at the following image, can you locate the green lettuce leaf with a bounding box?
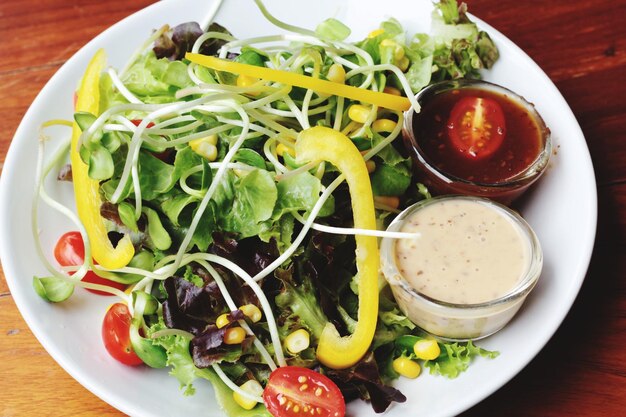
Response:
[258,213,295,252]
[161,193,199,227]
[234,148,267,169]
[425,340,499,378]
[147,324,198,395]
[148,321,271,417]
[32,277,74,303]
[138,151,177,200]
[274,266,329,341]
[122,52,193,101]
[273,171,321,219]
[370,163,411,196]
[221,169,277,238]
[235,49,268,67]
[316,18,351,41]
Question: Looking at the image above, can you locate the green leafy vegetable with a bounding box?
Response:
[316,18,351,41]
[130,319,168,368]
[32,277,74,303]
[143,207,172,251]
[370,163,411,196]
[425,340,499,378]
[275,265,329,341]
[221,169,277,237]
[273,172,321,219]
[117,201,139,232]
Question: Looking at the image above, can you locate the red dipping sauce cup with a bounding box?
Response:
[403,79,551,205]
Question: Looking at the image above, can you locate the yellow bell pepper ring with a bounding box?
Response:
[71,49,134,269]
[295,126,379,369]
[185,53,411,112]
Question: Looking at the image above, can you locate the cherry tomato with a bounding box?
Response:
[447,96,506,159]
[54,231,126,296]
[130,119,155,128]
[263,366,345,417]
[102,303,143,366]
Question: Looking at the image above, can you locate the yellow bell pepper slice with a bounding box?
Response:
[295,126,379,369]
[71,49,134,269]
[185,53,411,112]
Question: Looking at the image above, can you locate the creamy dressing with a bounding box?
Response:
[395,199,531,304]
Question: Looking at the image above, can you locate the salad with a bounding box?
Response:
[32,1,501,415]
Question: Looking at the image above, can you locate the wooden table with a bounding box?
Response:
[1,1,624,416]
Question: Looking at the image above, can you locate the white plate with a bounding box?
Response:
[0,0,597,416]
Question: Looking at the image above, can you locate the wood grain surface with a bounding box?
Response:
[1,0,624,416]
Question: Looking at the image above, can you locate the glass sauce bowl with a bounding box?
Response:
[403,79,551,206]
[380,195,543,340]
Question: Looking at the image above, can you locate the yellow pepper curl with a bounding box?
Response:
[296,126,379,369]
[71,50,134,269]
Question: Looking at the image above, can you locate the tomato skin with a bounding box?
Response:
[54,231,126,295]
[263,366,345,417]
[447,96,506,160]
[102,303,143,366]
[130,119,155,128]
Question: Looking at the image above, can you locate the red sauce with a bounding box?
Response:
[412,87,543,183]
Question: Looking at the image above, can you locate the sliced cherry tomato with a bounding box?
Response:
[447,96,506,159]
[54,231,126,296]
[263,366,345,417]
[102,303,143,366]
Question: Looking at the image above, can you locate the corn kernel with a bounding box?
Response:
[383,86,402,96]
[233,379,263,410]
[190,134,218,148]
[237,74,260,96]
[348,104,372,124]
[285,328,310,354]
[224,327,247,345]
[365,160,376,174]
[413,339,441,360]
[380,39,405,61]
[374,195,400,209]
[206,134,219,145]
[216,313,230,329]
[367,28,385,38]
[237,74,259,88]
[233,392,257,410]
[239,304,262,323]
[392,356,421,379]
[397,56,410,72]
[189,138,218,161]
[372,119,397,133]
[326,63,346,84]
[276,143,295,157]
[394,46,406,61]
